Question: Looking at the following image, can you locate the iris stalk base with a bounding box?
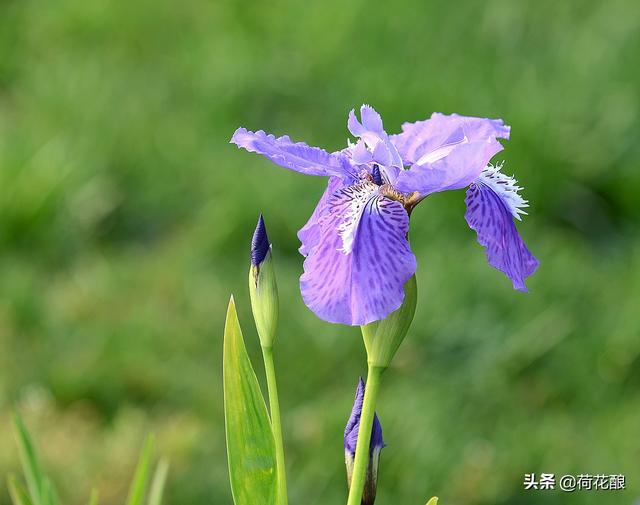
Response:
[261,345,288,505]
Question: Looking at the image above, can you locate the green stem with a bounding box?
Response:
[346,365,385,505]
[261,346,288,505]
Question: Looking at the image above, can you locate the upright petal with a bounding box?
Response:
[230,127,355,179]
[465,166,539,291]
[300,182,417,326]
[347,105,404,173]
[360,105,385,134]
[391,113,510,197]
[351,139,374,165]
[391,112,510,165]
[394,137,505,196]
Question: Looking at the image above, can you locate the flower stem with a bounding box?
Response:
[261,346,288,505]
[346,364,385,505]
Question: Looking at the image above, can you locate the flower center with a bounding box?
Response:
[360,166,420,212]
[378,184,420,213]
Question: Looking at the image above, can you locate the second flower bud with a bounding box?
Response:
[249,214,279,348]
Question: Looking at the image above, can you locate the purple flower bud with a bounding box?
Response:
[249,214,278,347]
[344,378,384,505]
[371,164,383,185]
[251,214,270,266]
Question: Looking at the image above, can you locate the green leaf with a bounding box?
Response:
[147,459,169,505]
[41,479,60,505]
[7,475,33,505]
[13,414,44,505]
[125,436,155,505]
[223,296,277,505]
[425,497,439,505]
[87,489,99,505]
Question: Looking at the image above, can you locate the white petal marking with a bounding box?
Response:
[476,163,529,220]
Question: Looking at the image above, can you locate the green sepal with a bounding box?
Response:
[223,296,277,505]
[362,275,417,368]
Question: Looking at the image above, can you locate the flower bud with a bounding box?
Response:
[249,214,279,348]
[361,275,417,369]
[344,378,385,505]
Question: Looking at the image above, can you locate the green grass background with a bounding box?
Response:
[1,0,639,504]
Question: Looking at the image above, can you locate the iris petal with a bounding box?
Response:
[230,127,354,179]
[300,182,417,326]
[465,181,539,291]
[347,105,404,173]
[391,113,510,197]
[394,138,505,196]
[391,112,510,165]
[298,177,345,256]
[360,105,385,134]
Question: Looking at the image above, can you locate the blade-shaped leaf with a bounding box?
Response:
[147,459,169,505]
[87,489,99,505]
[41,479,60,505]
[125,436,155,505]
[7,475,33,505]
[13,414,44,505]
[425,497,439,505]
[223,296,277,505]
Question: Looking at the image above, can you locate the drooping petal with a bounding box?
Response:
[391,112,510,165]
[230,127,355,179]
[465,168,539,291]
[300,182,417,326]
[297,176,345,256]
[394,137,505,196]
[477,163,529,220]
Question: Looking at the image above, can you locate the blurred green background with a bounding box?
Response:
[1,0,639,504]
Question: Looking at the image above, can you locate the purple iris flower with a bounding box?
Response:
[231,105,539,326]
[344,378,384,505]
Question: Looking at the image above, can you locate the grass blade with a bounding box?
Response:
[87,489,99,505]
[147,459,169,505]
[7,475,33,505]
[41,479,60,505]
[223,296,277,505]
[125,435,155,505]
[13,414,44,505]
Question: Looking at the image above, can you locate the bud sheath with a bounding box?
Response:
[362,275,417,368]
